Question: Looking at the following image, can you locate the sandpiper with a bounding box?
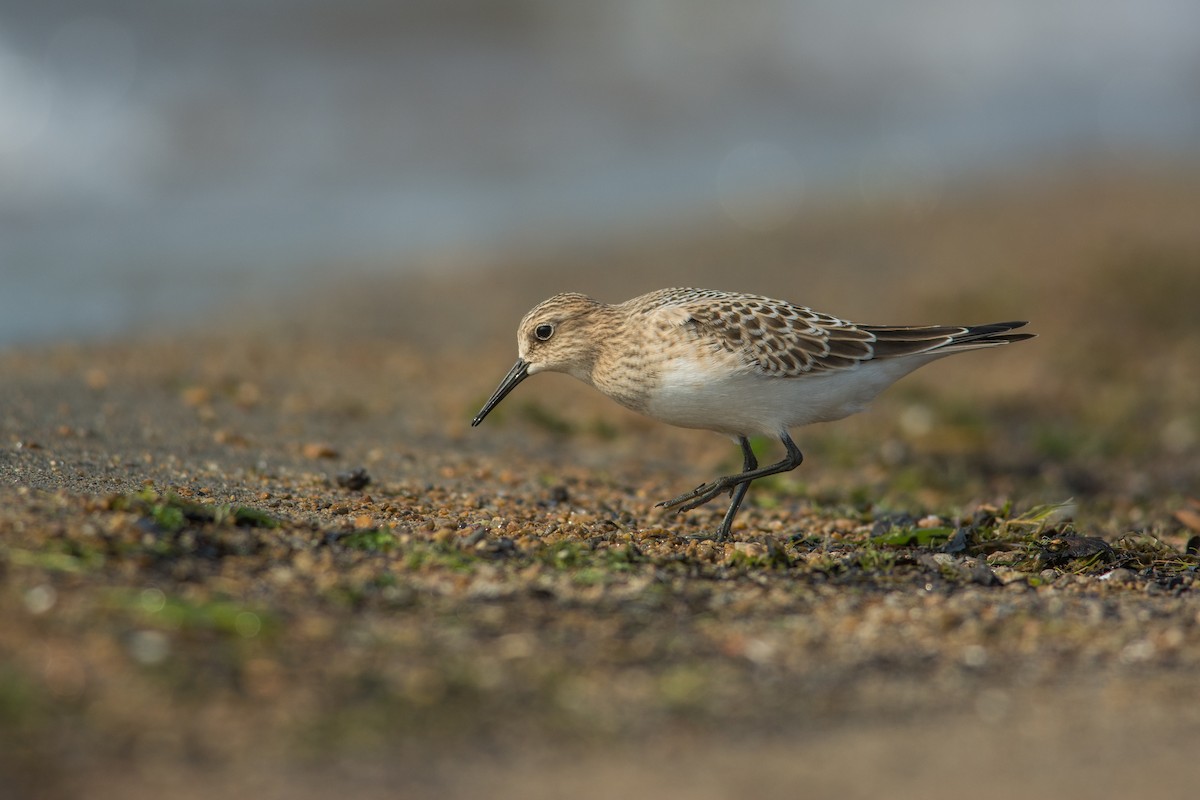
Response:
[472,288,1033,540]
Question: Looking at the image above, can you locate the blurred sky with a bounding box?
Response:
[2,0,1198,343]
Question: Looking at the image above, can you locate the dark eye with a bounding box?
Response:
[534,323,554,341]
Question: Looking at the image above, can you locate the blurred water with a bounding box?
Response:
[2,0,1198,344]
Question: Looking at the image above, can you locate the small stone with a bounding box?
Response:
[1174,506,1200,533]
[303,442,339,459]
[969,562,1000,586]
[180,386,211,407]
[213,429,249,446]
[1099,567,1135,584]
[336,467,371,491]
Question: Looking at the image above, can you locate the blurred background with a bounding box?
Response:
[2,0,1199,344]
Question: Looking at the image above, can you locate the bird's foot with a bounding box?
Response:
[656,477,741,514]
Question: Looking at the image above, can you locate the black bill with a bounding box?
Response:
[471,358,530,426]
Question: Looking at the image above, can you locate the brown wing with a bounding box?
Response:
[653,289,1030,378]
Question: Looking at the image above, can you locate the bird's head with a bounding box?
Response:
[471,292,604,426]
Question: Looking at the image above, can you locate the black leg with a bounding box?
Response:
[713,437,758,541]
[660,432,804,538]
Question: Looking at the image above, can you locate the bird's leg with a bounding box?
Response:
[659,432,804,528]
[712,436,757,541]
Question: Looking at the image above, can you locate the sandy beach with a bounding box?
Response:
[3,169,1200,798]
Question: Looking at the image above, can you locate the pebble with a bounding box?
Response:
[336,467,372,491]
[1099,568,1136,584]
[303,442,340,459]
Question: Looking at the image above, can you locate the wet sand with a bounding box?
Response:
[3,168,1200,798]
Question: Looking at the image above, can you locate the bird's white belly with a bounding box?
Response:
[644,357,933,436]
